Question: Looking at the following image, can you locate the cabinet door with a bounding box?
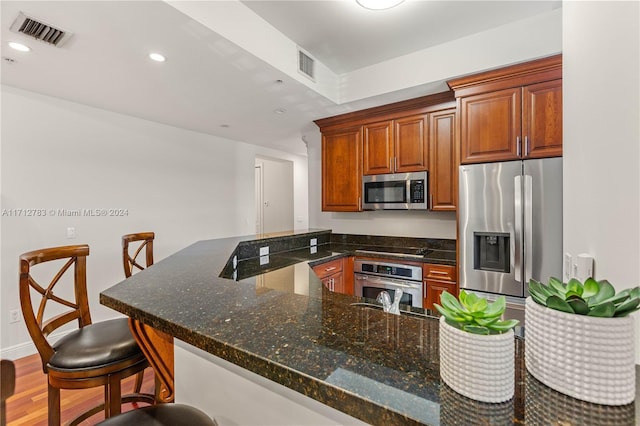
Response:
[424,279,457,311]
[394,114,428,173]
[523,79,562,159]
[320,273,344,293]
[460,88,522,164]
[331,272,345,294]
[428,109,456,211]
[322,127,362,211]
[363,121,394,175]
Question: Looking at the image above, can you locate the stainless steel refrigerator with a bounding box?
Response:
[458,158,562,298]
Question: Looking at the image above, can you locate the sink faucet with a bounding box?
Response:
[376,289,403,315]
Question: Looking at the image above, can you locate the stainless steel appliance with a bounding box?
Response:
[458,158,562,298]
[362,171,427,210]
[354,259,423,308]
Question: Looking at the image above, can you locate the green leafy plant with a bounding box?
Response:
[529,277,640,318]
[434,290,519,335]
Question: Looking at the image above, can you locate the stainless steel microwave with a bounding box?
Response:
[362,171,428,210]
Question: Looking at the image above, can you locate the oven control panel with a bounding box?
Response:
[354,259,422,281]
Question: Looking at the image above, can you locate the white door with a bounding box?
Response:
[255,157,294,234]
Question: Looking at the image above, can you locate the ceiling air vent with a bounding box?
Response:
[298,48,315,81]
[9,12,73,47]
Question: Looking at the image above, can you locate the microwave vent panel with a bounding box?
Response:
[9,12,73,47]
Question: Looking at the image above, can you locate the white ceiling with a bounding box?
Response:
[242,1,560,74]
[1,1,561,156]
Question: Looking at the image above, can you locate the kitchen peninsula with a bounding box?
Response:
[100,230,638,426]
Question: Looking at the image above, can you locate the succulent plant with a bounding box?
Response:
[529,277,640,318]
[434,290,519,335]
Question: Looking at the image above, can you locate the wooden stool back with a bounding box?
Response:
[20,245,92,368]
[122,232,154,278]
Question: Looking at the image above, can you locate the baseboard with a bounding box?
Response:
[0,330,74,360]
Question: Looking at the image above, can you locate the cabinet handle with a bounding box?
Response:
[389,158,392,171]
[430,270,449,275]
[395,157,398,171]
[429,194,433,210]
[324,266,337,272]
[524,136,529,156]
[516,136,521,157]
[358,197,361,210]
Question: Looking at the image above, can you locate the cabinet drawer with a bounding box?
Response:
[313,258,344,279]
[423,264,456,282]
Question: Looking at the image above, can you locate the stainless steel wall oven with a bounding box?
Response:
[354,259,423,308]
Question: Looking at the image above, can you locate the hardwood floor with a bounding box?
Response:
[4,354,155,426]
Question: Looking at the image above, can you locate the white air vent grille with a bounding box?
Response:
[298,49,315,81]
[10,12,73,47]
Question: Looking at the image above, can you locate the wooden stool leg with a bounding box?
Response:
[133,370,144,393]
[47,383,61,426]
[105,376,122,418]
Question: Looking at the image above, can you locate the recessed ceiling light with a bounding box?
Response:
[149,52,166,62]
[8,42,30,52]
[356,0,405,10]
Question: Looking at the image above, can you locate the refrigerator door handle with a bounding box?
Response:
[514,175,522,283]
[524,175,533,284]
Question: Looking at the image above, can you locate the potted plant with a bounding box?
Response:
[526,277,640,405]
[435,290,519,403]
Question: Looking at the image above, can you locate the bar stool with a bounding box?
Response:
[122,232,154,278]
[1,359,15,426]
[121,232,155,392]
[19,245,154,425]
[96,320,217,426]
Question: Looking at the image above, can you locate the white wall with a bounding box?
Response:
[563,1,640,363]
[0,85,308,358]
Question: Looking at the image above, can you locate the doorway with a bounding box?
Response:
[255,157,294,234]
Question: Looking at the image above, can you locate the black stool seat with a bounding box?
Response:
[97,403,217,426]
[49,318,142,371]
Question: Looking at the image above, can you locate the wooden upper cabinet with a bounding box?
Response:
[395,114,428,173]
[321,126,362,212]
[460,88,522,164]
[315,91,456,212]
[429,108,457,211]
[449,54,563,165]
[363,121,394,175]
[363,115,428,175]
[523,79,563,158]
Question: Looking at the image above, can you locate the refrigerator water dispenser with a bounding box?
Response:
[473,232,510,273]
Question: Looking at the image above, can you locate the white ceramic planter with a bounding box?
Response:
[525,297,635,406]
[439,316,515,403]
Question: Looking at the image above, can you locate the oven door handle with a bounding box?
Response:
[354,274,421,289]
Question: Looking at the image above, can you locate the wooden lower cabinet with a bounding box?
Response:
[424,279,457,311]
[312,256,354,295]
[320,273,344,293]
[423,263,458,310]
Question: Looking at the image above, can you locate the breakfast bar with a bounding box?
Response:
[100,230,638,426]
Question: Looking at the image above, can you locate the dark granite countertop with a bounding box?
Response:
[100,230,638,426]
[218,230,456,281]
